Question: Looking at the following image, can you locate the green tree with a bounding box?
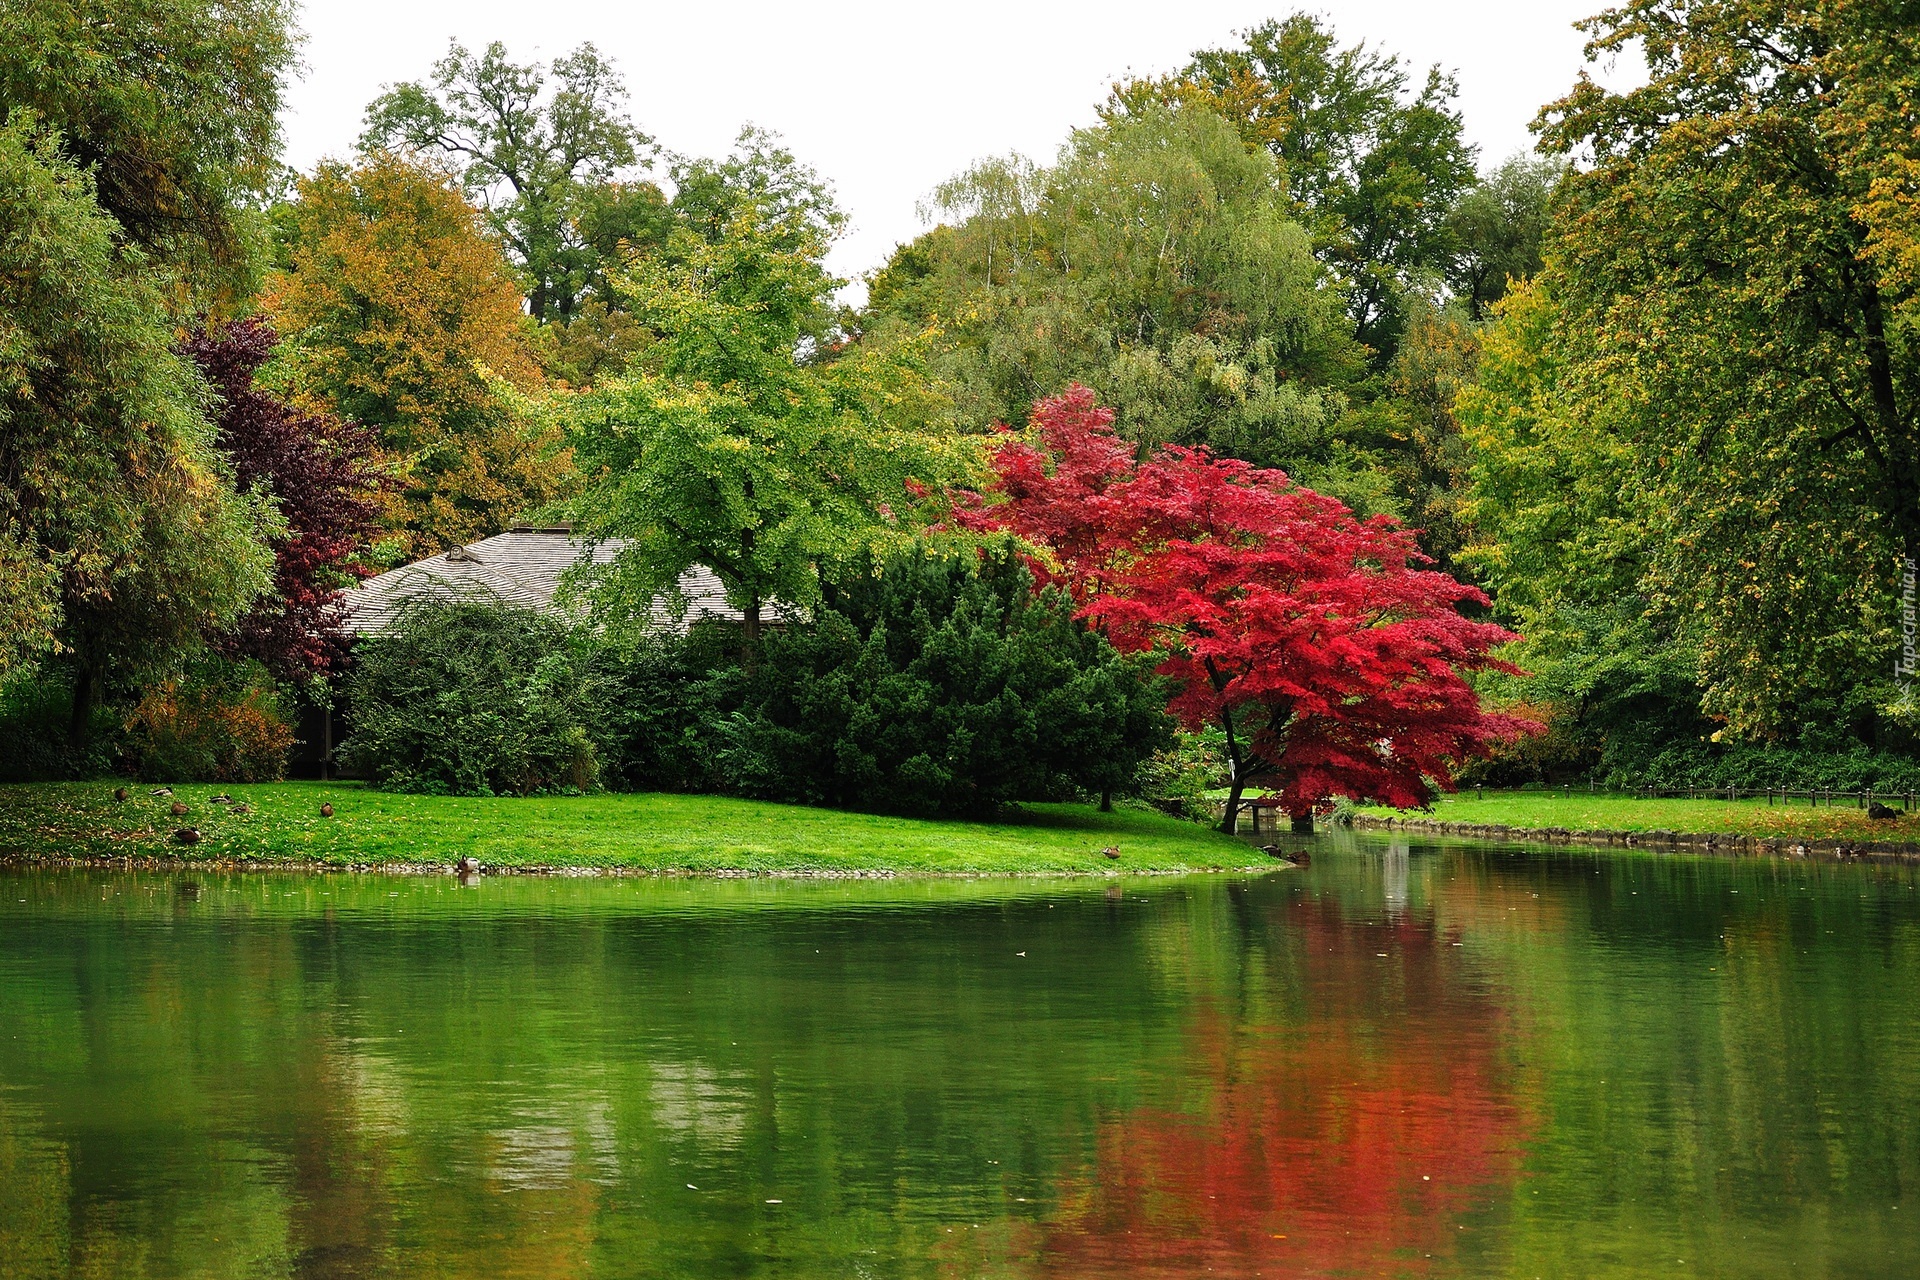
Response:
[0,0,295,304]
[1114,12,1478,362]
[863,103,1366,503]
[361,40,661,324]
[1444,154,1562,321]
[0,120,274,730]
[1363,301,1482,567]
[1456,280,1702,773]
[564,205,962,657]
[1534,0,1917,735]
[666,126,844,254]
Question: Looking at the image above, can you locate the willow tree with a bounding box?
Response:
[0,0,295,305]
[863,103,1365,504]
[1111,12,1478,363]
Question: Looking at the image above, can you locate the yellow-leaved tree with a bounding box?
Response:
[266,151,571,557]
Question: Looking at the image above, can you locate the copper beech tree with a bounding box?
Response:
[957,386,1531,832]
[185,318,383,681]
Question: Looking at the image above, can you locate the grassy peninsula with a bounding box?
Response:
[1355,790,1918,843]
[0,782,1255,875]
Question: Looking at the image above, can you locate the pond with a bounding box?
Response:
[1,836,1916,1279]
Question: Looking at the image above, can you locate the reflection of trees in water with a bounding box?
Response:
[1038,900,1532,1278]
[0,873,1539,1279]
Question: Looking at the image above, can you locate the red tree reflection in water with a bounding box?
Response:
[1039,901,1534,1279]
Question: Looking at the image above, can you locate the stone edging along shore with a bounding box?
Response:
[1354,814,1920,865]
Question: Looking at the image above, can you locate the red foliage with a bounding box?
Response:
[186,318,383,680]
[955,385,1533,819]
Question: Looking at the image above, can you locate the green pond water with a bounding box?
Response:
[1,838,1917,1279]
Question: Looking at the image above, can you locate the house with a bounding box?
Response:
[340,525,752,635]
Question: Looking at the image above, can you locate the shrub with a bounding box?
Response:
[342,598,603,795]
[708,543,1170,817]
[121,659,293,782]
[588,633,714,793]
[1606,742,1920,793]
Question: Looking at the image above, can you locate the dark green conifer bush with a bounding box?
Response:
[716,543,1169,816]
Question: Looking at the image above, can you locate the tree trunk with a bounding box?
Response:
[68,663,96,751]
[1219,774,1246,835]
[742,593,761,670]
[1290,809,1315,835]
[1857,279,1920,553]
[1099,788,1113,813]
[1213,698,1255,834]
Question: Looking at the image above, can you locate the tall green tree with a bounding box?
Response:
[1444,154,1562,321]
[667,127,843,255]
[563,201,962,657]
[1534,0,1918,734]
[0,0,295,304]
[1456,280,1703,768]
[361,40,662,324]
[0,120,274,727]
[1113,12,1478,362]
[863,103,1368,504]
[0,0,290,736]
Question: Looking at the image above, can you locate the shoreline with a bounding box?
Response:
[0,853,1282,879]
[1355,814,1920,865]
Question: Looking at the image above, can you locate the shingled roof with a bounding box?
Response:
[339,527,750,635]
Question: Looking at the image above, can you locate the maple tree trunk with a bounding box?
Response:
[1220,776,1246,835]
[1214,701,1259,834]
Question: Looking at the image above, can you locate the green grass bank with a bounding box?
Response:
[0,782,1256,875]
[1354,789,1914,842]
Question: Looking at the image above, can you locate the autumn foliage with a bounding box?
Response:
[957,386,1530,825]
[122,669,294,783]
[265,152,567,556]
[186,318,382,680]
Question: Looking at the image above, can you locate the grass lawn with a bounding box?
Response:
[1356,789,1917,842]
[0,781,1256,875]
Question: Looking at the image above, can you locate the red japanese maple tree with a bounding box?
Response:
[186,318,383,681]
[956,385,1531,831]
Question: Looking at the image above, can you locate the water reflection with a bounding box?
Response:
[0,841,1915,1278]
[1042,890,1529,1278]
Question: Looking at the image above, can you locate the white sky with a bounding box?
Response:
[282,1,1616,293]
